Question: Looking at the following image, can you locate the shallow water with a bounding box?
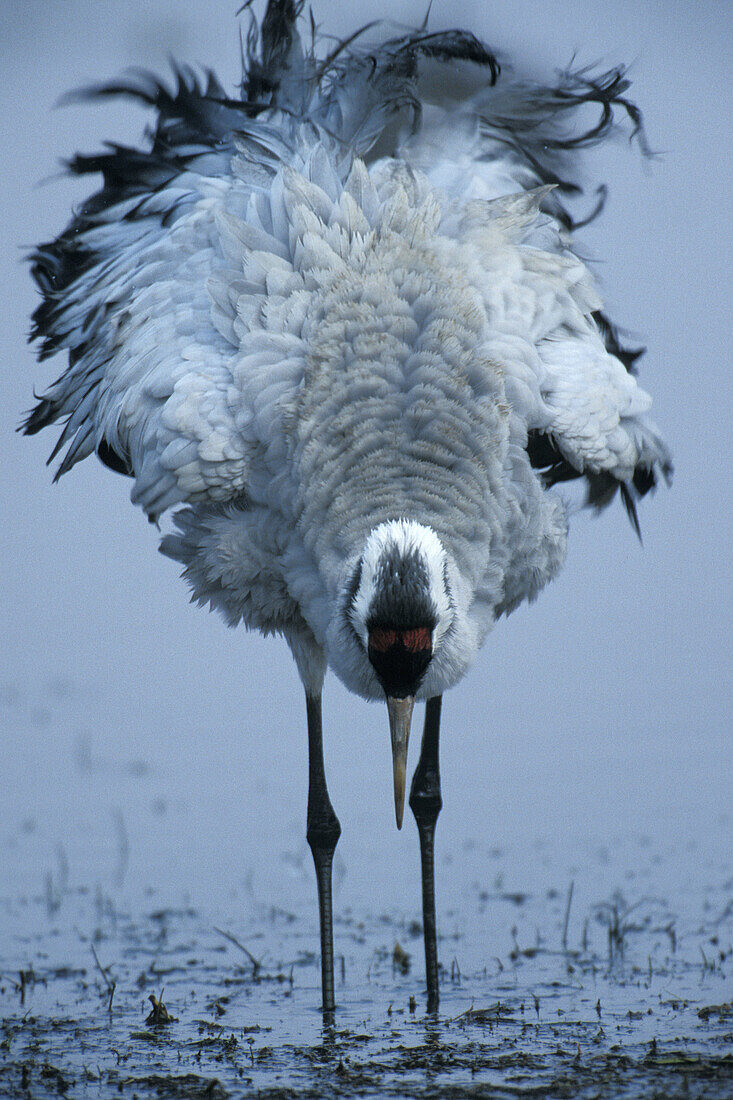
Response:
[2,683,731,1099]
[2,0,732,1093]
[2,862,732,1097]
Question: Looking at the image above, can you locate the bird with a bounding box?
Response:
[22,0,671,1015]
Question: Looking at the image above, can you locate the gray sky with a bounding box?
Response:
[1,1,730,908]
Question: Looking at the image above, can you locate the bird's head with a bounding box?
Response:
[344,519,454,828]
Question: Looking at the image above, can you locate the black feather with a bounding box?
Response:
[241,0,305,107]
[97,440,133,477]
[523,306,660,538]
[592,309,645,374]
[478,64,650,232]
[526,429,665,542]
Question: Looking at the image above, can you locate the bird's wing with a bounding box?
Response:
[22,7,494,520]
[304,18,671,529]
[25,1,670,528]
[24,68,289,519]
[372,47,671,532]
[444,184,671,535]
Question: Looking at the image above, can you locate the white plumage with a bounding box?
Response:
[24,1,671,1012]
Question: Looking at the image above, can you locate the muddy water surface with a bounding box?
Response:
[1,682,731,1097]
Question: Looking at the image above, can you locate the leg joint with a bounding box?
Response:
[410,791,442,829]
[307,810,341,854]
[409,765,442,826]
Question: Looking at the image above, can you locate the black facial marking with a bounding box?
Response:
[363,545,437,697]
[367,631,433,700]
[367,545,436,632]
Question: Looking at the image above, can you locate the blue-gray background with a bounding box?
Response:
[1,2,730,915]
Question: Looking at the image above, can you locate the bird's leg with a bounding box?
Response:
[409,694,443,1013]
[305,692,341,1015]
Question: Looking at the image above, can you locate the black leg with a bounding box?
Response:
[409,695,443,1013]
[305,693,341,1015]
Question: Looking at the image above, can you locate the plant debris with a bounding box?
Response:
[146,991,177,1026]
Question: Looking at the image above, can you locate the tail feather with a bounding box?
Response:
[241,0,308,112]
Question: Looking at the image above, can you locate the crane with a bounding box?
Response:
[22,0,671,1014]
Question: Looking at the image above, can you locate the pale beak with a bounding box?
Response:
[387,695,415,829]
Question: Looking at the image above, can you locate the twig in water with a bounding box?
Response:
[91,944,116,1012]
[112,808,129,888]
[562,881,574,950]
[214,926,263,976]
